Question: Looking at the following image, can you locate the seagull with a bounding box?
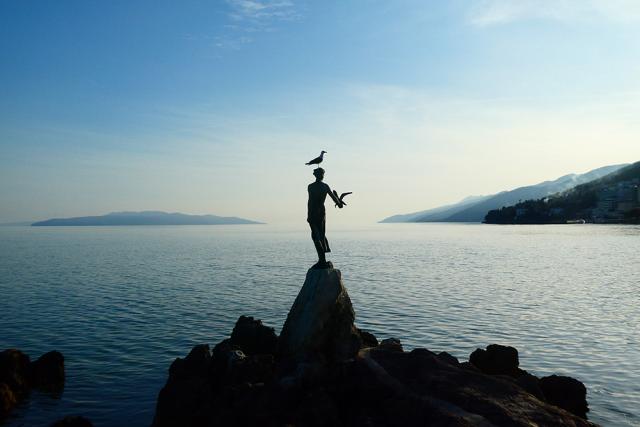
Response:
[305,150,327,168]
[332,190,352,207]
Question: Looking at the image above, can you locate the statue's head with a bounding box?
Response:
[313,167,325,180]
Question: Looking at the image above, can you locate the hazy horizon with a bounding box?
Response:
[2,1,640,225]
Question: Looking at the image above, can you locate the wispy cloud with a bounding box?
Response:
[211,0,300,50]
[183,1,300,52]
[469,0,640,27]
[227,0,299,24]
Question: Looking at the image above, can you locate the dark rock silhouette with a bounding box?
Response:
[0,383,17,418]
[540,375,589,419]
[154,344,215,427]
[50,415,94,427]
[278,268,363,363]
[470,344,520,376]
[0,349,31,396]
[379,337,403,352]
[230,316,278,356]
[152,267,596,427]
[470,344,589,419]
[31,351,65,389]
[359,330,378,348]
[0,349,65,418]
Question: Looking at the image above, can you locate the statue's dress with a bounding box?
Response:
[307,181,331,253]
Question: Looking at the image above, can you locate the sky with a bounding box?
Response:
[1,0,640,225]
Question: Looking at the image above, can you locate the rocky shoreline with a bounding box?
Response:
[152,267,596,426]
[0,350,95,427]
[0,349,65,418]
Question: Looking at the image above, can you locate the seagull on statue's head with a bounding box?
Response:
[305,151,327,168]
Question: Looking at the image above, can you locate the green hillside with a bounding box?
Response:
[484,161,640,224]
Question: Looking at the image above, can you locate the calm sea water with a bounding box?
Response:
[0,224,638,426]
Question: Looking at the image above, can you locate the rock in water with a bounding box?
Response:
[229,316,278,355]
[278,268,362,363]
[470,344,520,376]
[50,415,94,427]
[152,270,596,427]
[30,351,65,390]
[0,348,66,419]
[0,383,17,417]
[540,375,589,419]
[379,338,403,352]
[0,349,31,396]
[153,344,214,427]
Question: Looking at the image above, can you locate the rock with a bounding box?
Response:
[152,271,596,427]
[30,351,65,389]
[153,345,215,427]
[165,344,211,388]
[361,347,594,426]
[211,339,241,365]
[234,354,275,385]
[291,389,340,426]
[0,382,17,417]
[540,375,589,419]
[469,344,520,376]
[183,345,211,375]
[0,349,31,395]
[230,315,278,356]
[0,349,66,419]
[154,334,596,427]
[358,329,378,348]
[214,348,274,387]
[437,351,459,366]
[379,338,403,352]
[50,415,94,427]
[459,361,481,372]
[410,348,436,357]
[278,268,362,363]
[468,346,590,418]
[209,340,244,386]
[515,371,545,401]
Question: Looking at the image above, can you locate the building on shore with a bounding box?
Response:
[592,180,640,223]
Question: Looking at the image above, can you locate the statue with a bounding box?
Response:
[307,167,349,269]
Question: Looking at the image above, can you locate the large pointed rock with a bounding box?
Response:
[278,268,362,363]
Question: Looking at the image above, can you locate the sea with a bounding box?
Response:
[0,223,638,426]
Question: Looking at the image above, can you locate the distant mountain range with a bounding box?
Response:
[485,161,640,224]
[32,211,263,226]
[380,164,628,223]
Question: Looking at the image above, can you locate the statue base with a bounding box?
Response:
[311,261,333,270]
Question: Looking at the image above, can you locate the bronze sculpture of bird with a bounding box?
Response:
[305,151,326,168]
[333,190,352,207]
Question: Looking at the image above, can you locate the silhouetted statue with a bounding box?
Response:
[307,167,346,269]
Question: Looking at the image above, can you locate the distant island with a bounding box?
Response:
[32,211,263,226]
[381,164,627,223]
[485,161,640,224]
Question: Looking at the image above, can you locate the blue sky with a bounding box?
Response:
[2,0,640,224]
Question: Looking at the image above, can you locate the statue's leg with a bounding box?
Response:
[309,221,326,265]
[320,218,330,253]
[313,240,326,264]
